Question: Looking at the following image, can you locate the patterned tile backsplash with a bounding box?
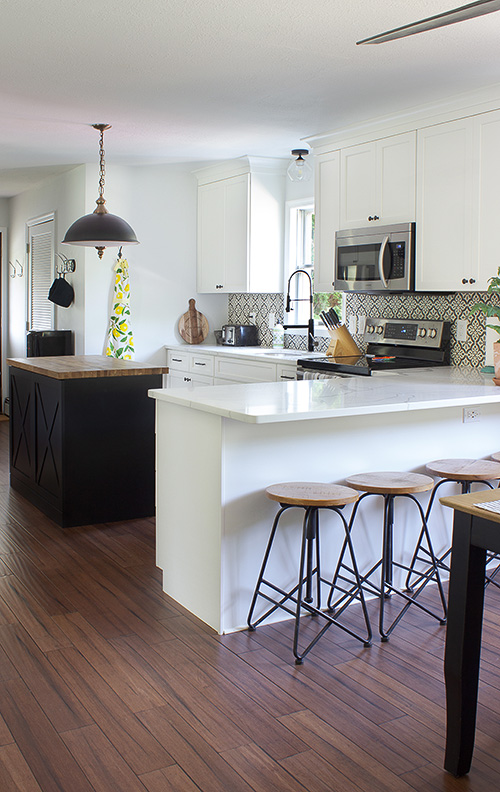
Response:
[228,291,500,367]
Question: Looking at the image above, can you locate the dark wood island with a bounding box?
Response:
[8,355,167,527]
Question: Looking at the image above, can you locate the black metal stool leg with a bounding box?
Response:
[247,504,295,630]
[380,494,447,641]
[406,478,495,592]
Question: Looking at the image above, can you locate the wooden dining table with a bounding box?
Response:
[440,488,500,777]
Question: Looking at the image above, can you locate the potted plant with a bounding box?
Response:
[471,267,500,379]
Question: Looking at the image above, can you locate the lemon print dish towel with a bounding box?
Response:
[106,257,135,359]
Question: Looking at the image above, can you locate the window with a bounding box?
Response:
[27,215,55,330]
[285,201,342,331]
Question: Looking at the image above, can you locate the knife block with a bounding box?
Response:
[325,324,362,357]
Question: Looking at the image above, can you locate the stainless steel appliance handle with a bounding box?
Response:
[378,235,390,288]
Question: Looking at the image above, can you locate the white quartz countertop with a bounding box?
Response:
[149,366,500,424]
[165,343,324,363]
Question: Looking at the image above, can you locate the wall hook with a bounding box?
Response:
[16,259,24,277]
[56,253,76,276]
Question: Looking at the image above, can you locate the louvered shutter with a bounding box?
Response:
[28,218,54,330]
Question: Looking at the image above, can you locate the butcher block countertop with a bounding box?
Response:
[7,354,167,380]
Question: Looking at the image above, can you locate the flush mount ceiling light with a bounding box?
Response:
[62,124,139,259]
[287,149,312,182]
[357,0,500,45]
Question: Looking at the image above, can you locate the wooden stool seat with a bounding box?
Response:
[334,469,447,640]
[266,482,359,508]
[248,480,372,662]
[426,458,500,481]
[345,471,434,495]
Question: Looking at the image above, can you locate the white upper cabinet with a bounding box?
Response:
[475,109,500,288]
[340,132,416,229]
[196,157,286,294]
[416,118,475,292]
[314,151,340,293]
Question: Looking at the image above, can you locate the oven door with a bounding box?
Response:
[335,224,414,292]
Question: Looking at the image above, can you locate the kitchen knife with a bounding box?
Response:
[320,311,334,330]
[327,308,341,326]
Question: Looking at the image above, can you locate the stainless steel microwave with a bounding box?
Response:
[334,222,415,292]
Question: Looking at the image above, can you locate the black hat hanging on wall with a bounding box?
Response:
[48,255,75,307]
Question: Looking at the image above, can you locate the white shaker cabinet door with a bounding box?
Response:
[416,118,475,291]
[340,141,377,228]
[340,132,415,229]
[197,175,248,293]
[197,180,226,293]
[476,109,500,290]
[314,151,340,293]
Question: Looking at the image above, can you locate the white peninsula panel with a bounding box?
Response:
[150,369,500,633]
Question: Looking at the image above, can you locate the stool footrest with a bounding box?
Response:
[247,501,372,663]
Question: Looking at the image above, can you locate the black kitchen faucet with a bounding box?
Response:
[282,269,315,352]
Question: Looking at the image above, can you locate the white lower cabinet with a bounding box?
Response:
[166,348,299,388]
[276,364,297,382]
[214,357,276,383]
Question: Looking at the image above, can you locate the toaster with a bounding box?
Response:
[221,324,259,346]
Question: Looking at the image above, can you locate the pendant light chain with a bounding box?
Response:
[93,123,111,215]
[98,127,106,203]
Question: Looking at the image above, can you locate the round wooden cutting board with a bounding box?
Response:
[178,299,209,344]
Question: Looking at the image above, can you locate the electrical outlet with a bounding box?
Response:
[357,315,366,335]
[348,315,357,334]
[463,408,481,424]
[268,312,275,329]
[456,320,468,342]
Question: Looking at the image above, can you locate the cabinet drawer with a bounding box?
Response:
[168,371,213,388]
[277,364,297,382]
[167,351,189,370]
[215,357,276,382]
[190,354,215,376]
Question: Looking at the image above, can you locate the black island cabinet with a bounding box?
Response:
[8,355,166,528]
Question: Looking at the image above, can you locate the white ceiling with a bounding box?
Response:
[1,0,500,196]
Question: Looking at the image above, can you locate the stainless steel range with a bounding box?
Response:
[297,317,451,377]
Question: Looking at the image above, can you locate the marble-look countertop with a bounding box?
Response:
[149,366,500,424]
[165,343,324,363]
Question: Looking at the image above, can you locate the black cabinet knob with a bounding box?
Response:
[462,278,469,284]
[368,215,380,221]
[470,278,476,284]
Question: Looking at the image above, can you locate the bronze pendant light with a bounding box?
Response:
[62,124,139,259]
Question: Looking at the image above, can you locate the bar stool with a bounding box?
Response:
[247,482,372,664]
[405,458,500,591]
[330,471,447,642]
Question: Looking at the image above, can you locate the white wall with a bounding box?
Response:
[0,199,8,225]
[6,162,228,372]
[8,166,86,357]
[101,163,227,363]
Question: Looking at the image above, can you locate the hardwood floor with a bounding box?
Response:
[0,418,499,791]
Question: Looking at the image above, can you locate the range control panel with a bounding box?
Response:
[363,318,446,348]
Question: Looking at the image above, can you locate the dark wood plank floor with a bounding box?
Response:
[0,419,499,791]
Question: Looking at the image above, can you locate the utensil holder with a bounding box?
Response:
[326,325,362,357]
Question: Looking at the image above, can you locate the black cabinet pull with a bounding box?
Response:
[470,278,476,284]
[368,215,380,221]
[462,278,469,284]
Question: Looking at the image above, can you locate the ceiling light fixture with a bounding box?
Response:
[287,149,312,182]
[62,124,139,259]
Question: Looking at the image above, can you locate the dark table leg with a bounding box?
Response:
[444,510,487,777]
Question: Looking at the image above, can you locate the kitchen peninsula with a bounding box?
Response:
[9,355,166,527]
[150,367,500,634]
